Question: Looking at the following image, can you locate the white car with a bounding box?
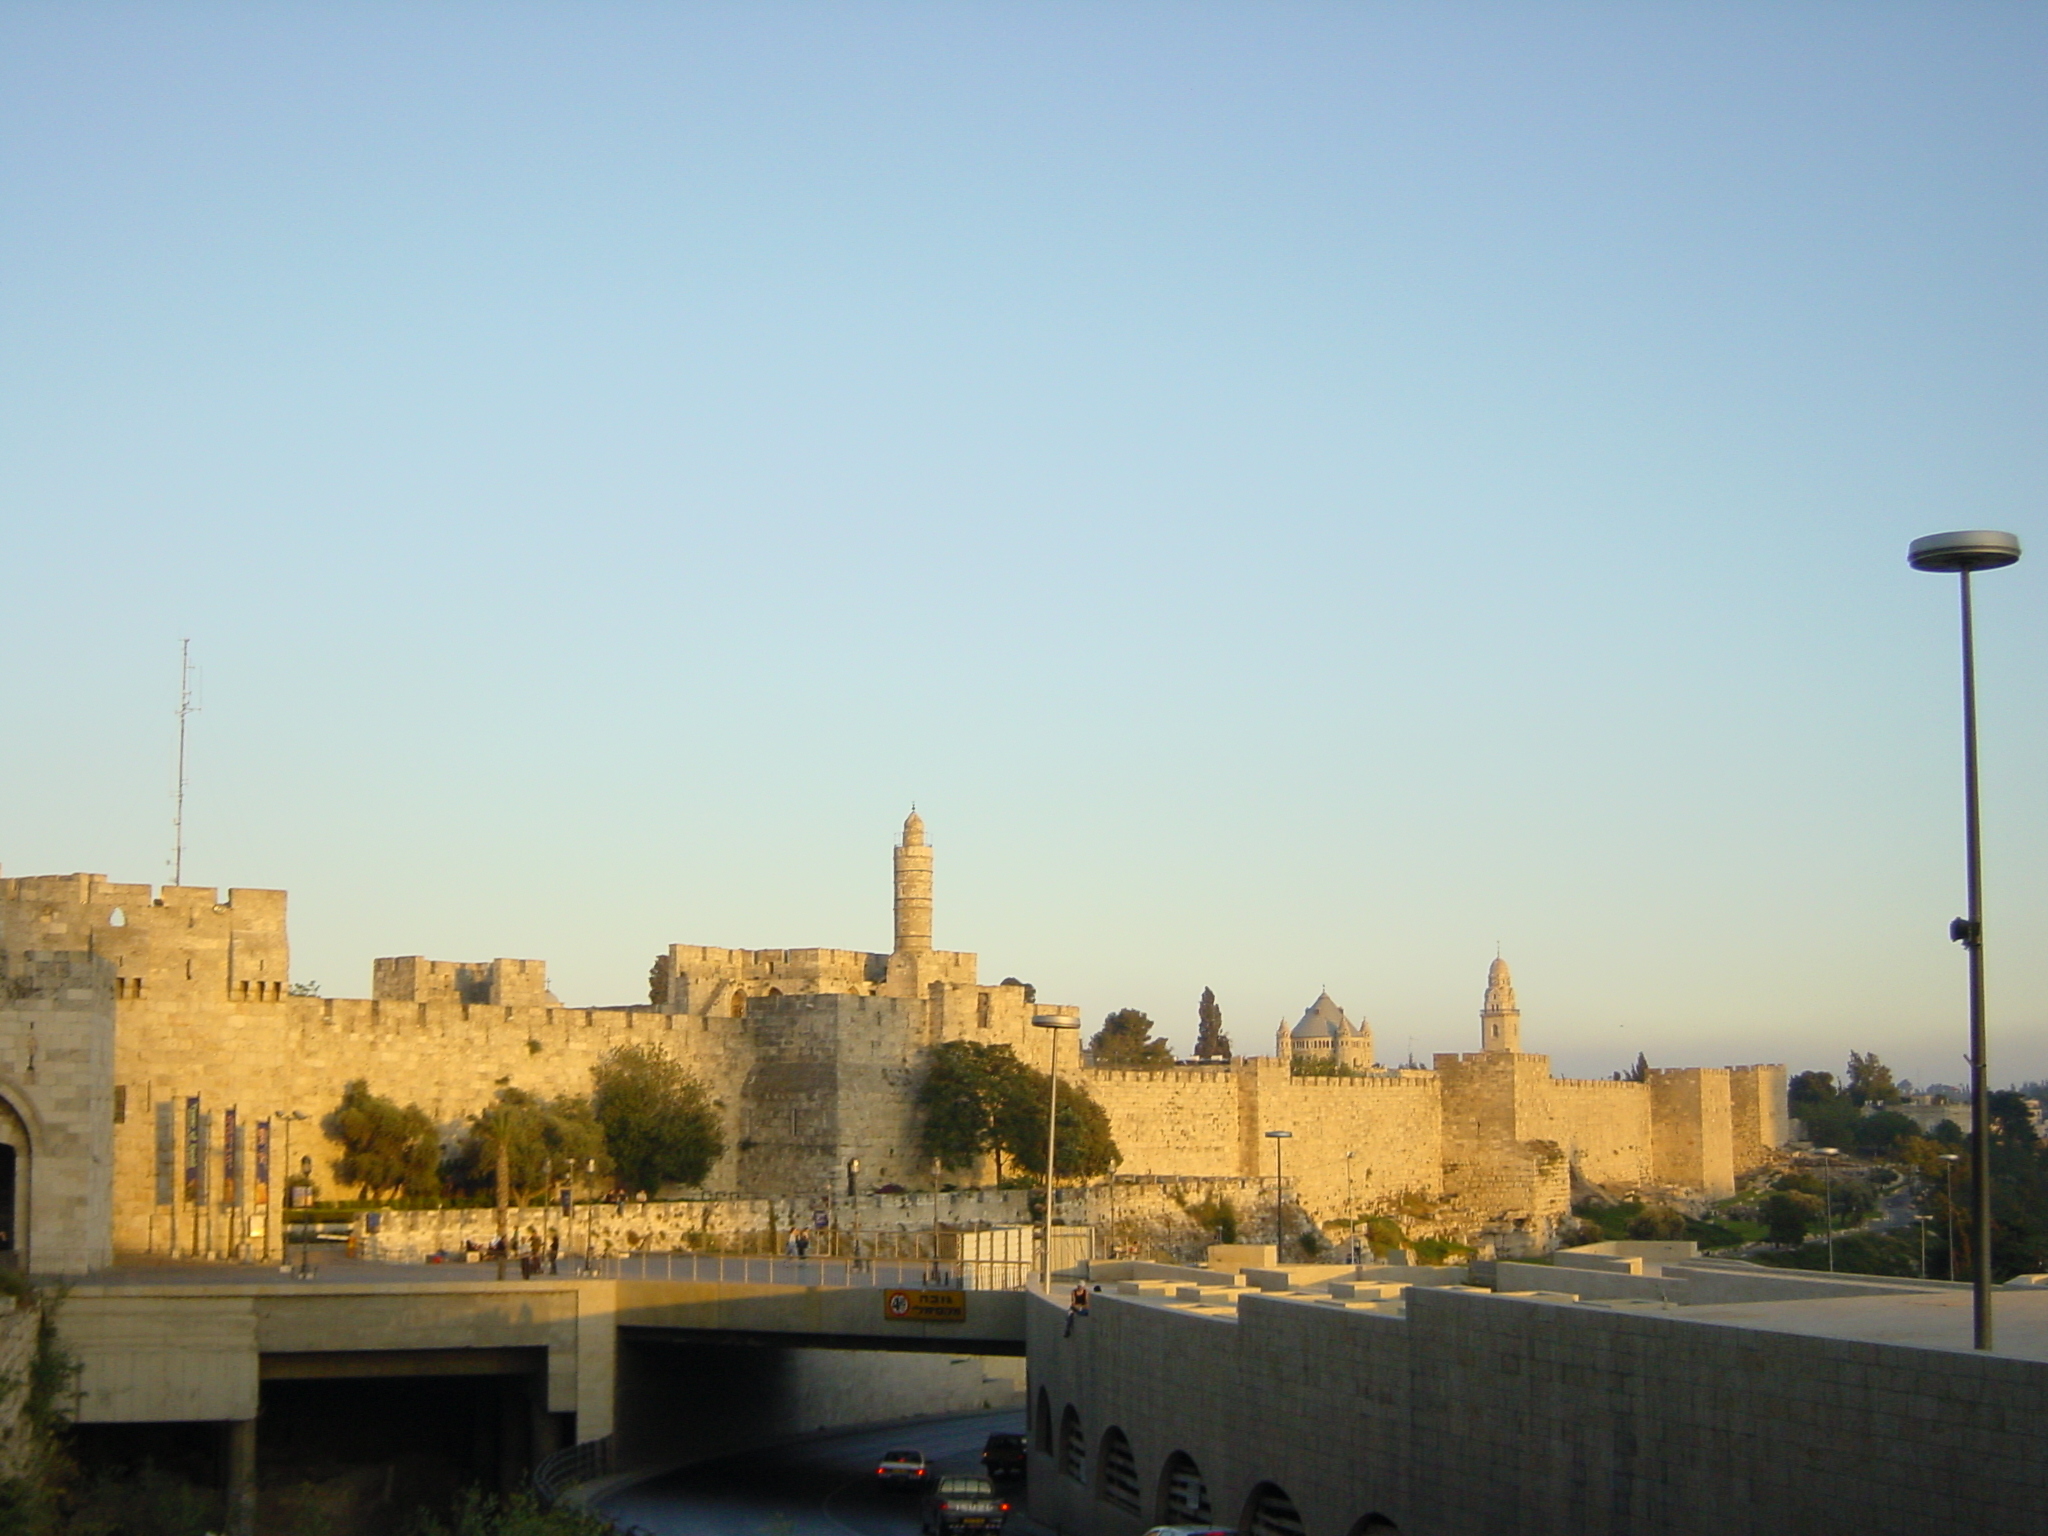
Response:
[876,1448,931,1487]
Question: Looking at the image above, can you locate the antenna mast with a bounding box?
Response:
[172,640,198,885]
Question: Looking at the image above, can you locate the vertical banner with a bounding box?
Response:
[154,1100,176,1205]
[255,1120,271,1208]
[222,1107,239,1207]
[183,1096,202,1204]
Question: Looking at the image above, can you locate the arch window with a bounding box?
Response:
[1096,1427,1139,1513]
[1242,1483,1307,1536]
[1058,1405,1085,1482]
[1347,1518,1401,1536]
[1158,1452,1212,1524]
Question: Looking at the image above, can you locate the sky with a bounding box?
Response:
[3,3,2043,1089]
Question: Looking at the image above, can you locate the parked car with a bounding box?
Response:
[980,1432,1027,1481]
[922,1475,1009,1536]
[876,1449,931,1487]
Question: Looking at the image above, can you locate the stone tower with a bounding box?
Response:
[893,809,933,954]
[1480,955,1521,1053]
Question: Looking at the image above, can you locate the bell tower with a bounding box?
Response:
[1480,955,1521,1053]
[892,809,933,954]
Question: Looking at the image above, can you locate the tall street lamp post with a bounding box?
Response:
[1910,527,2021,1350]
[1032,1010,1081,1290]
[1940,1152,1962,1283]
[1914,1214,1932,1280]
[1344,1151,1357,1263]
[847,1158,861,1273]
[273,1110,307,1276]
[1266,1130,1293,1256]
[1816,1148,1838,1272]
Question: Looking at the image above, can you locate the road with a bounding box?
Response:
[597,1409,1050,1536]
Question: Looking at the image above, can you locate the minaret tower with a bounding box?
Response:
[893,809,933,954]
[1480,955,1521,1053]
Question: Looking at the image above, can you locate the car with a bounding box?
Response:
[876,1448,931,1487]
[979,1432,1026,1481]
[1139,1528,1233,1536]
[921,1474,1009,1535]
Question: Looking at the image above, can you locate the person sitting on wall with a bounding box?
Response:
[1065,1282,1090,1337]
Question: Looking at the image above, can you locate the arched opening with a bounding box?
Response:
[729,990,746,1018]
[0,1098,30,1264]
[1058,1405,1085,1482]
[1096,1427,1139,1513]
[1157,1451,1212,1524]
[1242,1482,1307,1536]
[1033,1388,1052,1451]
[108,907,126,928]
[1348,1517,1401,1536]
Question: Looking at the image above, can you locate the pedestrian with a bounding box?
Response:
[548,1231,560,1275]
[796,1232,810,1261]
[1065,1282,1090,1337]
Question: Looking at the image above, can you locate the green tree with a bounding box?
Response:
[1853,1110,1917,1155]
[1845,1051,1901,1107]
[1762,1189,1821,1247]
[446,1088,607,1204]
[1089,1008,1175,1069]
[1194,988,1232,1060]
[917,1041,1037,1176]
[993,1068,1121,1180]
[327,1079,441,1201]
[590,1043,724,1194]
[1626,1205,1687,1240]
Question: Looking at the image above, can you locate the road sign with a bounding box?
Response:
[813,1210,830,1229]
[882,1288,967,1323]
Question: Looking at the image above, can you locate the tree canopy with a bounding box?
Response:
[1845,1051,1902,1107]
[916,1040,1120,1180]
[591,1043,725,1194]
[445,1087,607,1205]
[1088,1009,1175,1069]
[327,1080,441,1201]
[1194,988,1232,1060]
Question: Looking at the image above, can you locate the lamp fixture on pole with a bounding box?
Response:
[1032,1010,1081,1290]
[1266,1131,1294,1256]
[1909,527,2021,1351]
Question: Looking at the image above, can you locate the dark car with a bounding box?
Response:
[921,1475,1009,1536]
[980,1432,1027,1481]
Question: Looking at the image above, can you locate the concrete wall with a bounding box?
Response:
[1028,1282,2048,1536]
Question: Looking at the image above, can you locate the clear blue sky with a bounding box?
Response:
[4,3,2042,1088]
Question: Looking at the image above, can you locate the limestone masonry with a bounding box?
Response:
[0,813,1784,1271]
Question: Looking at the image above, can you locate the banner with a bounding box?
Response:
[222,1107,238,1207]
[183,1096,202,1204]
[255,1120,271,1208]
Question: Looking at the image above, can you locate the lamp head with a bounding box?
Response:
[1908,530,2022,573]
[1265,1129,1294,1139]
[1032,1009,1081,1031]
[1816,1147,1838,1157]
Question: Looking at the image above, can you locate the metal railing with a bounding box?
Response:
[590,1249,1033,1290]
[533,1435,613,1507]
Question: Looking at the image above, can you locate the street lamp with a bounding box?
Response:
[1910,527,2021,1351]
[1344,1150,1358,1264]
[274,1110,308,1275]
[1266,1131,1294,1257]
[1815,1148,1838,1272]
[1914,1214,1933,1280]
[847,1158,862,1273]
[1939,1152,1962,1283]
[1032,1010,1081,1290]
[297,1155,314,1279]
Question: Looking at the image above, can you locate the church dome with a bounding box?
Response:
[1291,991,1353,1039]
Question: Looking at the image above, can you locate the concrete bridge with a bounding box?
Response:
[58,1267,1028,1535]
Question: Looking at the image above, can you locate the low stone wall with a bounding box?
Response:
[353,1189,1033,1264]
